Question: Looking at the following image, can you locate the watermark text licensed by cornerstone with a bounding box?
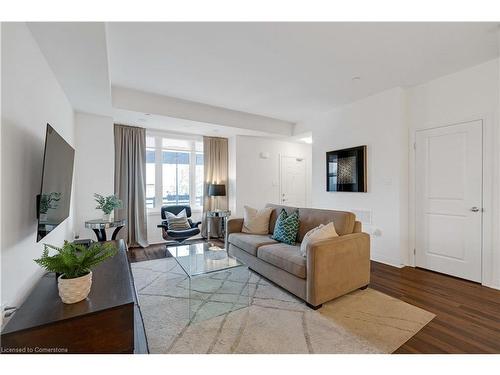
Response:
[1,346,68,353]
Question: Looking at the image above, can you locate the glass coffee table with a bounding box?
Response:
[167,242,250,323]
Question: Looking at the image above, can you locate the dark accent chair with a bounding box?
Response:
[157,205,202,243]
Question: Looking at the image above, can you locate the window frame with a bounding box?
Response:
[146,131,204,214]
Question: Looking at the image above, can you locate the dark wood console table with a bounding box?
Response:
[0,240,148,354]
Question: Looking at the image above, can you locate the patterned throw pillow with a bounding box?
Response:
[166,209,191,230]
[272,209,300,245]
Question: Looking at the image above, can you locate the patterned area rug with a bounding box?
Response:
[131,257,435,354]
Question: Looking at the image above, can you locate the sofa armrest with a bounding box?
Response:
[306,232,370,306]
[353,220,363,233]
[227,218,244,235]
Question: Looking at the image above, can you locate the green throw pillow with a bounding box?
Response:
[272,209,300,245]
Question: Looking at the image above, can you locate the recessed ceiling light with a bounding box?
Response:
[352,76,361,82]
[144,113,151,116]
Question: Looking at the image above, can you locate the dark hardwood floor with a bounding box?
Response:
[370,261,500,354]
[128,242,500,354]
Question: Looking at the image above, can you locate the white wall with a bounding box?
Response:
[407,58,500,289]
[1,23,76,309]
[297,88,408,267]
[232,136,312,217]
[296,59,500,289]
[73,112,115,239]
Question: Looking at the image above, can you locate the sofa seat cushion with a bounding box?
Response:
[257,243,307,279]
[228,233,278,256]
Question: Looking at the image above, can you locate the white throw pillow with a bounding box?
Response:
[166,209,187,219]
[300,222,339,257]
[165,209,191,230]
[241,206,273,235]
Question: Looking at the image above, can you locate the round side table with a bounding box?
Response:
[206,210,231,248]
[85,219,126,242]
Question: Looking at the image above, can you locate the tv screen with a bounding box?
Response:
[37,124,75,242]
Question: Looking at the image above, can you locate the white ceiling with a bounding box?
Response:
[106,22,499,122]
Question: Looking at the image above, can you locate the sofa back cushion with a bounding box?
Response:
[241,206,273,234]
[265,203,356,240]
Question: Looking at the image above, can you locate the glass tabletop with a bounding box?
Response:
[206,210,231,218]
[167,242,245,277]
[84,219,126,229]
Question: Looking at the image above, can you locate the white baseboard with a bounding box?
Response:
[482,280,500,291]
[370,252,404,268]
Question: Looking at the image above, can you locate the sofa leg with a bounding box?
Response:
[359,284,369,290]
[306,302,322,310]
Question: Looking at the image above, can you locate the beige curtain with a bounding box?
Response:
[201,136,229,238]
[114,124,149,248]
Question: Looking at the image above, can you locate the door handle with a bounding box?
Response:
[470,207,480,212]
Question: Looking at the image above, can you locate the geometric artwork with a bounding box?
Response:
[337,156,357,184]
[326,146,367,192]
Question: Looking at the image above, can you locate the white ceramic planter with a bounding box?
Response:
[57,271,92,304]
[102,211,114,222]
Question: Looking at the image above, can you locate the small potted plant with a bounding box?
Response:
[94,193,123,221]
[34,241,117,304]
[39,192,62,222]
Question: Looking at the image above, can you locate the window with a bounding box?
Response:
[146,133,204,210]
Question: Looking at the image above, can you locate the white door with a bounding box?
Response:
[280,155,306,207]
[415,120,482,282]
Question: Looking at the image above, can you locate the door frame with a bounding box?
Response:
[278,153,307,207]
[409,116,494,288]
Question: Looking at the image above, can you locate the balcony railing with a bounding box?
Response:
[146,194,203,209]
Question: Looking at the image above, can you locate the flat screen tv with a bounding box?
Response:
[37,124,75,241]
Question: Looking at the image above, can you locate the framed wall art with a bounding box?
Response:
[326,145,367,192]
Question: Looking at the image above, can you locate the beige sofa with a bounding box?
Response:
[227,204,370,309]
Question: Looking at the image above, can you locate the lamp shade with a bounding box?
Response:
[208,184,226,197]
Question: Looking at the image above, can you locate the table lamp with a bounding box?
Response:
[208,184,226,211]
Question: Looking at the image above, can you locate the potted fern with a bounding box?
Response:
[34,241,117,304]
[94,193,123,221]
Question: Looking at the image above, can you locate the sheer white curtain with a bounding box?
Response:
[201,136,228,238]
